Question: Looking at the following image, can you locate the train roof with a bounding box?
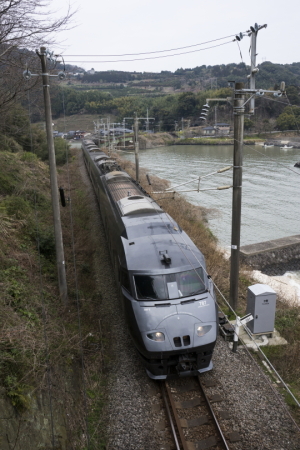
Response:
[121,216,206,273]
[117,196,162,216]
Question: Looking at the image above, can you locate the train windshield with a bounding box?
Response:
[134,268,206,300]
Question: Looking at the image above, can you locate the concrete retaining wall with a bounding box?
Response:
[240,235,300,275]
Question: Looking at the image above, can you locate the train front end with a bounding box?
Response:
[122,228,218,380]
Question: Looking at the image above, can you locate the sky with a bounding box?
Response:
[50,0,299,73]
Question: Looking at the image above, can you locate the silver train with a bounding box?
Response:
[82,139,218,379]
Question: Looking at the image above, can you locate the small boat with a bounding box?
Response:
[263,144,274,148]
[280,145,293,149]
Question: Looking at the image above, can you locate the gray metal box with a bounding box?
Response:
[246,284,277,334]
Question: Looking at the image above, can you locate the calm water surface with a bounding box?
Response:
[120,144,300,249]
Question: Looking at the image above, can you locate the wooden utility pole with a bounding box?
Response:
[229,82,245,310]
[37,47,68,306]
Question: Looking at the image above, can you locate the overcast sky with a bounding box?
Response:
[52,0,299,73]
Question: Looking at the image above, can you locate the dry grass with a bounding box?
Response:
[0,149,108,447]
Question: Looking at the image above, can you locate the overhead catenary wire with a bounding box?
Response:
[233,138,300,176]
[64,40,234,64]
[61,88,91,449]
[63,32,245,57]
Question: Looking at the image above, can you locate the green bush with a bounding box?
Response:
[21,152,38,162]
[55,138,70,165]
[0,135,23,153]
[38,230,55,259]
[5,196,31,219]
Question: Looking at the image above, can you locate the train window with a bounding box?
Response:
[135,275,167,300]
[172,268,205,297]
[121,270,131,294]
[134,268,206,300]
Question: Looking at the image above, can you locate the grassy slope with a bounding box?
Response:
[0,150,109,448]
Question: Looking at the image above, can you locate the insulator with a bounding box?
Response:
[58,71,66,80]
[23,70,32,80]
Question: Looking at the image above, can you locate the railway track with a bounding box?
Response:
[160,375,241,450]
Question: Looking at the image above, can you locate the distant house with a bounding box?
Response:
[87,68,95,75]
[202,126,216,136]
[215,123,230,135]
[201,123,230,136]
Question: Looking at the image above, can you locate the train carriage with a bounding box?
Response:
[82,139,218,379]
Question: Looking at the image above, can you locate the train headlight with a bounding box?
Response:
[196,325,212,337]
[147,332,165,342]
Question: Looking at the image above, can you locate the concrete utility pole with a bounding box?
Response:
[229,82,245,310]
[133,114,154,182]
[248,23,267,114]
[37,47,68,306]
[146,108,149,132]
[133,116,139,181]
[123,117,134,149]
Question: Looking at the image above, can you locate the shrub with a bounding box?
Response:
[21,152,38,162]
[55,138,70,166]
[5,196,31,220]
[38,230,55,259]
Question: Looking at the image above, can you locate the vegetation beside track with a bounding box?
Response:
[0,148,110,448]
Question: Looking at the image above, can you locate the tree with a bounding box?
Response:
[276,106,300,130]
[177,92,196,116]
[0,0,74,113]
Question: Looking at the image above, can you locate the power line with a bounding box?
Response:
[241,141,300,176]
[63,33,242,57]
[64,40,234,64]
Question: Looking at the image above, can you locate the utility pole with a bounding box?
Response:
[229,82,245,310]
[134,116,140,182]
[107,117,110,154]
[248,23,267,114]
[132,114,154,182]
[123,117,135,149]
[146,108,149,132]
[123,119,126,148]
[37,47,68,306]
[181,117,184,131]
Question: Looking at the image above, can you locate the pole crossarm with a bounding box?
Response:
[206,97,232,103]
[165,165,232,192]
[236,88,285,95]
[153,186,232,194]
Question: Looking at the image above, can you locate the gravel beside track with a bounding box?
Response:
[78,150,300,450]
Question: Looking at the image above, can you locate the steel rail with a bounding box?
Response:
[160,382,181,450]
[197,375,230,450]
[164,381,189,450]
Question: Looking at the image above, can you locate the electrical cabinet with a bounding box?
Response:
[246,284,277,334]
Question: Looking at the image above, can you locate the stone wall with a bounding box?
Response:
[240,235,300,276]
